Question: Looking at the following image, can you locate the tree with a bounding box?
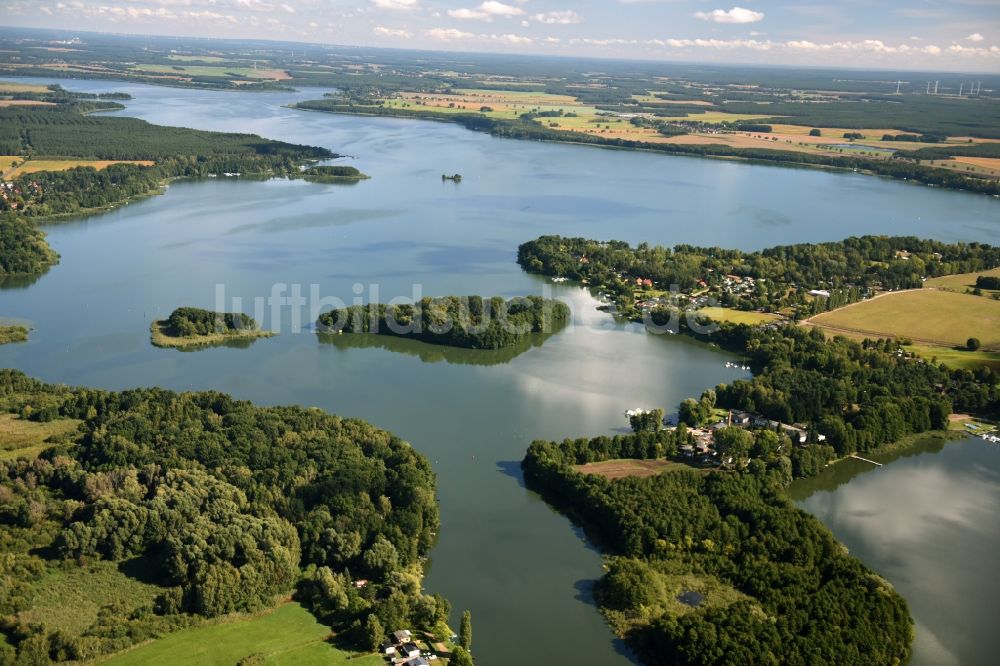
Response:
[967,337,981,351]
[809,128,822,137]
[364,613,384,652]
[629,408,663,433]
[713,427,753,465]
[459,610,472,652]
[451,646,474,666]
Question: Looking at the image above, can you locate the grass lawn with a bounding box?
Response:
[696,307,781,326]
[0,155,21,174]
[575,458,698,479]
[0,413,81,460]
[925,266,1000,295]
[18,560,163,636]
[904,343,1000,372]
[103,602,381,666]
[5,159,154,178]
[808,289,1000,350]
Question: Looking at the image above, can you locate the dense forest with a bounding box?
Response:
[0,214,58,276]
[162,307,258,337]
[522,437,914,665]
[517,234,1000,317]
[317,295,570,350]
[0,370,445,662]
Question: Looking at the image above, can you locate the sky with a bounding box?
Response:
[4,0,1000,72]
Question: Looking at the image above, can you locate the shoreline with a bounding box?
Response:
[149,320,276,349]
[289,104,999,197]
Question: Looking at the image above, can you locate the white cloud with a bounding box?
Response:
[967,33,984,42]
[373,25,412,38]
[425,27,475,40]
[694,6,764,24]
[533,10,582,25]
[448,1,524,21]
[371,0,417,11]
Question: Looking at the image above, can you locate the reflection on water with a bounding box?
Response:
[0,272,48,290]
[792,436,1000,666]
[317,328,563,366]
[162,336,267,352]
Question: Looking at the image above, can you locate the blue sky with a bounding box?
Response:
[5,1,1000,71]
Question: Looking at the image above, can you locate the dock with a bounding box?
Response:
[849,455,883,467]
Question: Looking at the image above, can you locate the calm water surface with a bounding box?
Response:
[790,437,1000,666]
[1,78,998,665]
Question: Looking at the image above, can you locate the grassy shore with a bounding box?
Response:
[101,602,380,666]
[150,320,275,349]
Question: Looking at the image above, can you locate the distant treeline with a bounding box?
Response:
[317,295,570,350]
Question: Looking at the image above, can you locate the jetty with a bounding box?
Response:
[849,455,883,467]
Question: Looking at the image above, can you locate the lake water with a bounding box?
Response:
[2,78,999,665]
[789,437,1000,666]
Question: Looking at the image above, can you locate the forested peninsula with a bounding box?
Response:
[151,307,274,349]
[0,85,332,280]
[517,228,1000,665]
[0,370,446,663]
[522,323,998,665]
[518,234,1000,319]
[317,295,570,350]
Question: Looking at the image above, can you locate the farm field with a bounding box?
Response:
[0,100,55,107]
[574,458,696,479]
[925,266,1000,294]
[808,289,1000,350]
[3,159,155,178]
[0,80,49,93]
[103,602,380,666]
[0,413,80,460]
[131,63,290,80]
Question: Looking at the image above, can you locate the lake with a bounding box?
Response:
[1,78,998,664]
